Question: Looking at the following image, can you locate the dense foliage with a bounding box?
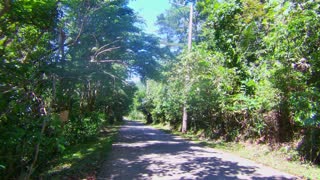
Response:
[0,0,164,178]
[137,0,320,164]
[1,0,320,178]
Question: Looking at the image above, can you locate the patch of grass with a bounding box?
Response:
[152,123,320,180]
[41,122,122,179]
[228,143,320,180]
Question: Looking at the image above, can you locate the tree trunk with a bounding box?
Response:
[146,113,153,124]
[278,99,293,142]
[182,105,187,133]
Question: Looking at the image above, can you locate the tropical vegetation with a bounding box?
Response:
[0,0,164,178]
[136,0,320,166]
[1,0,320,178]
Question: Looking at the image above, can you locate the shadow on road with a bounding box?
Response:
[98,120,295,180]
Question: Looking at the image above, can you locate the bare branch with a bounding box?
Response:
[90,59,128,66]
[95,39,121,55]
[103,71,129,86]
[95,46,120,58]
[90,1,109,13]
[73,16,86,46]
[91,34,99,47]
[51,2,90,53]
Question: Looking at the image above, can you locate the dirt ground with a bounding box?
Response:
[98,120,296,180]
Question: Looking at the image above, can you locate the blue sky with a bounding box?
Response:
[128,0,171,34]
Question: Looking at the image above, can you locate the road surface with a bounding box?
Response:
[98,120,296,180]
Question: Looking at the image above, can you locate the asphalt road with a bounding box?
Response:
[98,120,296,180]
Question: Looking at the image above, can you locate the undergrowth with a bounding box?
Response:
[41,122,122,179]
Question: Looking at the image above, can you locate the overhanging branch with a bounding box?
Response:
[95,46,120,58]
[90,59,128,66]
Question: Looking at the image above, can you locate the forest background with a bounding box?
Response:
[0,0,319,179]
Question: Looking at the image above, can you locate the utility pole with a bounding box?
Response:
[168,0,193,133]
[181,3,193,133]
[187,3,193,52]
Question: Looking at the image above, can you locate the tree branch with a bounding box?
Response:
[72,16,86,46]
[103,71,129,86]
[94,39,121,55]
[90,59,127,66]
[95,46,120,58]
[26,92,48,179]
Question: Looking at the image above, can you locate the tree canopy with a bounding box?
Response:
[137,0,320,165]
[1,0,320,178]
[0,0,165,178]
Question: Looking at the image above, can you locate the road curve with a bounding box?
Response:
[98,120,296,180]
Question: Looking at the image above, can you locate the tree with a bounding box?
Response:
[0,0,58,178]
[138,0,320,164]
[0,0,166,178]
